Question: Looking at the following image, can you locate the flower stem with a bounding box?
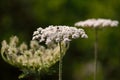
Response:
[59,42,62,80]
[35,72,41,80]
[94,28,98,80]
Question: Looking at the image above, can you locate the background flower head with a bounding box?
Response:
[75,18,119,28]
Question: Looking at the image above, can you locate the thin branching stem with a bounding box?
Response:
[59,42,62,80]
[94,28,98,80]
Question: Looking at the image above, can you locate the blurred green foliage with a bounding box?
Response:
[0,0,120,80]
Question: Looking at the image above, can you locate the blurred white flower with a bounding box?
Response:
[32,25,88,45]
[75,18,119,28]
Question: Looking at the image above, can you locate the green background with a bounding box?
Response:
[0,0,120,80]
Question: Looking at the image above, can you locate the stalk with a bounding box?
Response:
[35,72,41,80]
[94,28,98,80]
[59,42,62,80]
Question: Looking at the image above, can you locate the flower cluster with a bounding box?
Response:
[75,18,119,28]
[1,36,68,77]
[32,25,88,45]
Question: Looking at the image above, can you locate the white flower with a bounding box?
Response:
[75,18,119,28]
[32,25,88,45]
[56,38,61,42]
[81,33,88,38]
[72,34,80,39]
[63,38,71,43]
[46,38,52,45]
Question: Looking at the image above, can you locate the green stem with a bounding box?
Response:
[1,52,13,66]
[35,72,41,80]
[94,28,98,80]
[59,42,62,80]
[1,52,8,63]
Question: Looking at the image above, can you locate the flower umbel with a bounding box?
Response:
[32,25,88,45]
[1,36,68,79]
[75,18,119,28]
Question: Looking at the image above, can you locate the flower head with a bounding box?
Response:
[75,18,119,28]
[1,36,68,77]
[32,25,88,45]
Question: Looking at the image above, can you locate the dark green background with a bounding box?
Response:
[0,0,120,80]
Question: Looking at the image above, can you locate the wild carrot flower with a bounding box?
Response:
[75,18,119,28]
[32,25,88,45]
[74,18,119,80]
[1,36,68,79]
[32,25,88,80]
